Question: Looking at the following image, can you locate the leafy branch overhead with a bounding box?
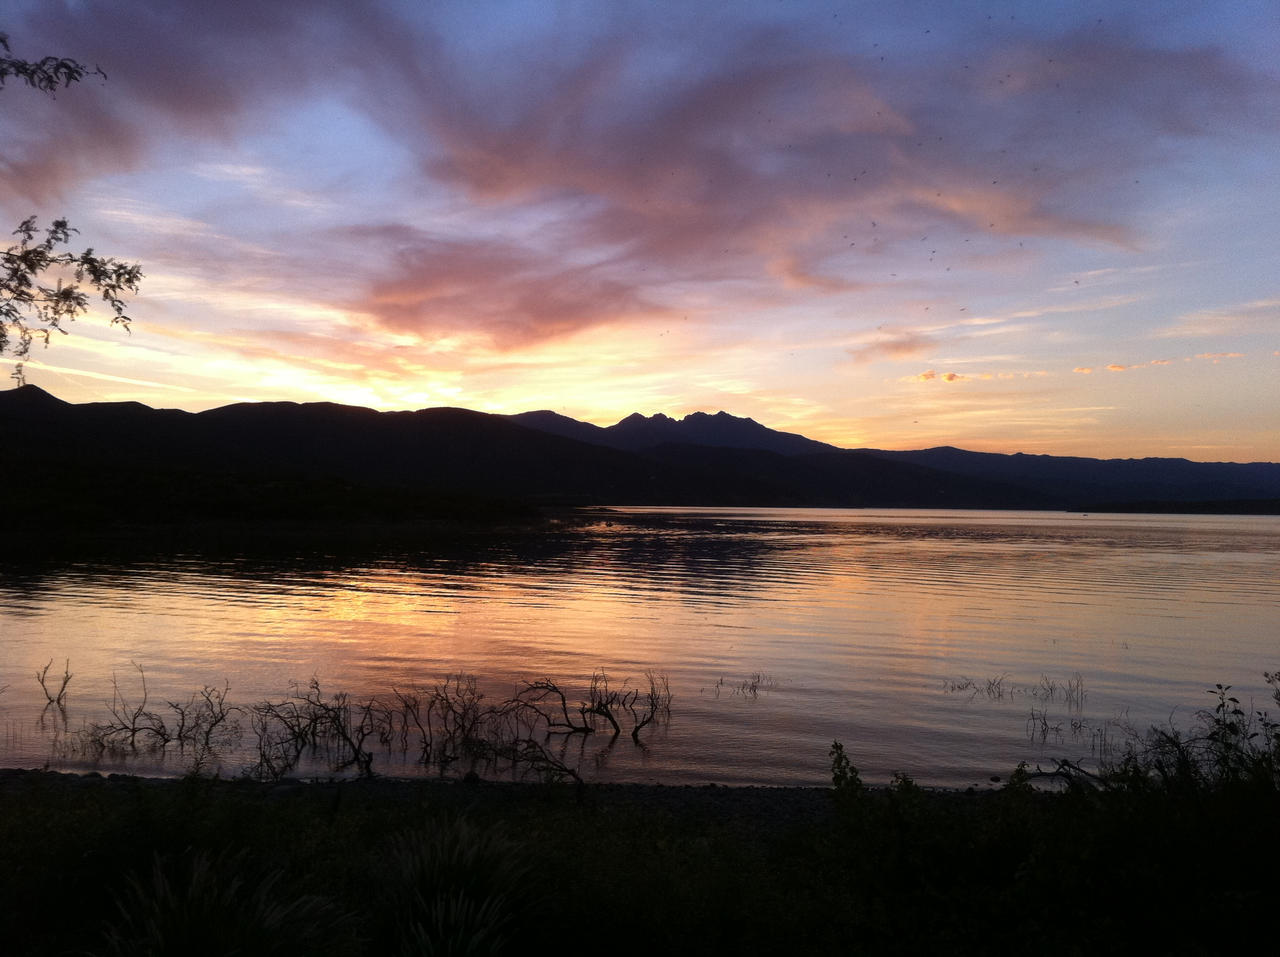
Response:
[1,217,143,359]
[0,31,105,93]
[0,31,142,369]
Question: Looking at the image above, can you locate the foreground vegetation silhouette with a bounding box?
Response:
[0,669,1276,954]
[27,665,674,785]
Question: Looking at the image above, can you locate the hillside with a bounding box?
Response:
[3,386,1277,526]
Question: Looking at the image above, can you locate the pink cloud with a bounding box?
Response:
[848,332,938,364]
[346,226,670,348]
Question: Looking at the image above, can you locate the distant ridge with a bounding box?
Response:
[503,410,612,447]
[3,385,1279,526]
[862,446,1280,510]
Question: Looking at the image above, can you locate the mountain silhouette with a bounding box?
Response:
[861,446,1280,510]
[505,409,836,455]
[3,385,1277,527]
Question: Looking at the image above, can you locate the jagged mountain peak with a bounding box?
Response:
[683,410,757,425]
[591,408,837,456]
[617,411,675,424]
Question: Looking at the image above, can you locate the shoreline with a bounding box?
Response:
[0,764,1000,830]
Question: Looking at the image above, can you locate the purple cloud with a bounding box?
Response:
[5,2,1275,348]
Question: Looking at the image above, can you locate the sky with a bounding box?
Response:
[2,0,1278,461]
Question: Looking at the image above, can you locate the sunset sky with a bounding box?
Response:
[3,0,1277,461]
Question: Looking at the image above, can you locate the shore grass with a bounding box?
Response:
[1,758,1276,956]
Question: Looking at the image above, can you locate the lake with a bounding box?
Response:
[2,508,1277,788]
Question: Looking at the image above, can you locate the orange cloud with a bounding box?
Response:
[908,369,968,383]
[769,254,867,292]
[1073,366,1093,374]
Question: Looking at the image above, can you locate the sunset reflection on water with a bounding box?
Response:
[2,509,1277,787]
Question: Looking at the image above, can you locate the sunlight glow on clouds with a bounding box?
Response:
[3,0,1278,460]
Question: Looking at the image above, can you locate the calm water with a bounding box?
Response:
[2,509,1277,788]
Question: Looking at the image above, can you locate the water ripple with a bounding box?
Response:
[2,509,1277,786]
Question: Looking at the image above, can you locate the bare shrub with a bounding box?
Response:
[82,663,171,754]
[43,666,674,783]
[167,682,242,774]
[35,658,72,726]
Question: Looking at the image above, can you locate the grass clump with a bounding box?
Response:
[383,818,535,956]
[99,847,356,957]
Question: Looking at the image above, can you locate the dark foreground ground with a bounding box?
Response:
[1,768,1276,956]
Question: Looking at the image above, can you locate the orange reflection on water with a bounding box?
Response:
[2,510,1277,786]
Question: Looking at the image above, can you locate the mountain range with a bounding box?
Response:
[2,384,1277,526]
